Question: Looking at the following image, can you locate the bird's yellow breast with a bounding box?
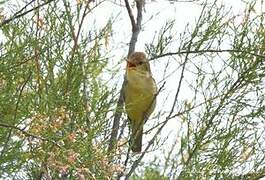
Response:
[124,69,157,123]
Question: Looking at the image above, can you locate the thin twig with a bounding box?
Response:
[150,49,265,61]
[0,122,61,147]
[13,0,36,17]
[127,0,143,55]
[0,0,56,27]
[124,0,136,29]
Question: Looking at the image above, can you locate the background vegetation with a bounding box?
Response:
[0,0,265,179]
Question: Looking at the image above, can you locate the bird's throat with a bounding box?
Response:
[127,62,136,68]
[127,70,153,91]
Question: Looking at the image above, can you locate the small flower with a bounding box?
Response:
[68,132,77,142]
[59,165,69,174]
[67,149,79,164]
[36,17,44,28]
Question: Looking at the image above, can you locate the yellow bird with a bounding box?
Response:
[124,52,157,153]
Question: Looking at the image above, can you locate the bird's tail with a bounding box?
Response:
[130,122,143,153]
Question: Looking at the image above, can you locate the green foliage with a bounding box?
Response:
[0,0,117,179]
[145,20,174,58]
[131,167,169,180]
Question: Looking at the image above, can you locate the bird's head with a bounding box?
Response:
[126,52,151,73]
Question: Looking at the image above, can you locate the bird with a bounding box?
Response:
[124,52,157,153]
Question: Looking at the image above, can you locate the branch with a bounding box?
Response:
[150,49,265,61]
[0,0,56,27]
[235,168,265,180]
[13,0,36,17]
[108,0,143,154]
[127,0,143,56]
[124,0,136,29]
[0,122,61,147]
[0,123,43,140]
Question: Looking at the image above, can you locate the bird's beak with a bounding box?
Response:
[126,60,136,68]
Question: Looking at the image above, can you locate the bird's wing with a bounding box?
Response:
[122,75,128,102]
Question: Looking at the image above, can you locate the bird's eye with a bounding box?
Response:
[138,62,144,65]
